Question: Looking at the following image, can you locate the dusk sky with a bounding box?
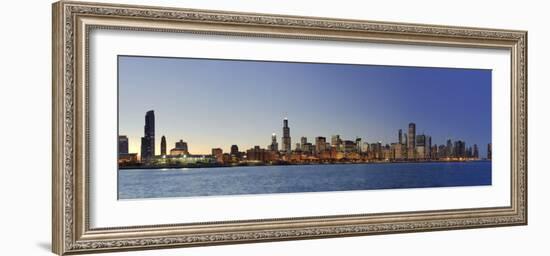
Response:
[118,56,491,156]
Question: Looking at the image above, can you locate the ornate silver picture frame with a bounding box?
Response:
[52,1,527,255]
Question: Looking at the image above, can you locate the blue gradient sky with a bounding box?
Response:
[118,56,491,156]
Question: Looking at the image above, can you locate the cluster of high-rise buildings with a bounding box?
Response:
[118,110,491,167]
[239,119,487,164]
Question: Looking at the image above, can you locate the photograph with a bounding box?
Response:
[117,56,492,199]
[47,1,530,254]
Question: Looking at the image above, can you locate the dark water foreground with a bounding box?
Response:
[118,161,491,199]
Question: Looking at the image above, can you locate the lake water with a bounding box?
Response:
[118,161,491,199]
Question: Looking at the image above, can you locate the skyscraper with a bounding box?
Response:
[416,134,426,159]
[398,129,403,144]
[331,135,342,151]
[431,144,438,159]
[300,137,307,151]
[371,142,382,159]
[160,135,166,156]
[315,136,327,153]
[446,139,453,158]
[140,110,155,161]
[407,123,416,159]
[426,135,432,159]
[355,137,362,152]
[454,140,466,158]
[361,141,370,153]
[282,118,291,153]
[487,143,492,160]
[473,144,479,159]
[438,144,447,158]
[269,133,279,152]
[118,135,129,154]
[340,140,356,153]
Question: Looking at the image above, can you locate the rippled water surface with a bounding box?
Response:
[118,161,491,199]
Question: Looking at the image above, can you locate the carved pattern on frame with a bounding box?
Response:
[61,3,527,252]
[70,216,525,250]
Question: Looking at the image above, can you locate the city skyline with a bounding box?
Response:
[118,110,492,165]
[119,55,491,156]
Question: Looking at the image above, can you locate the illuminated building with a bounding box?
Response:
[212,148,223,156]
[331,135,342,151]
[302,143,314,154]
[170,148,187,156]
[170,139,189,156]
[122,114,484,166]
[370,142,382,159]
[342,140,357,153]
[118,135,135,165]
[431,145,438,159]
[212,148,223,163]
[454,140,466,158]
[140,110,155,162]
[155,154,217,165]
[414,134,432,159]
[269,133,279,151]
[118,135,128,154]
[392,143,406,160]
[426,136,432,158]
[407,123,416,159]
[222,153,232,163]
[118,153,138,164]
[361,142,370,153]
[446,139,453,158]
[382,144,392,160]
[246,146,270,162]
[355,137,362,152]
[416,134,426,159]
[230,144,242,161]
[282,118,291,153]
[438,144,447,159]
[315,136,327,153]
[160,135,166,156]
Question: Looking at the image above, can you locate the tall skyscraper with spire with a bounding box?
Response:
[282,118,291,153]
[140,110,155,161]
[160,135,166,156]
[407,123,416,159]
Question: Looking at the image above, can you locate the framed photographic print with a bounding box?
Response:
[52,1,527,255]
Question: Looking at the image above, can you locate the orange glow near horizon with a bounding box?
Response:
[127,137,251,157]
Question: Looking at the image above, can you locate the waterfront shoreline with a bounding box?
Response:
[119,159,490,170]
